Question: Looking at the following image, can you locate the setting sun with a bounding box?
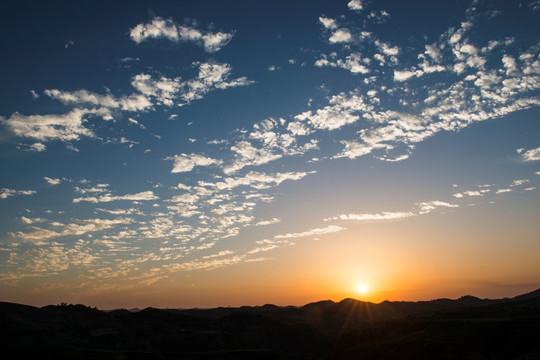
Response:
[357,284,368,294]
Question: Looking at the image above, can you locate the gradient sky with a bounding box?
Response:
[1,0,539,309]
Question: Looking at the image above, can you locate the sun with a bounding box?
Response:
[357,284,368,294]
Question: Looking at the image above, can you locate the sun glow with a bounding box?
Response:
[357,284,368,294]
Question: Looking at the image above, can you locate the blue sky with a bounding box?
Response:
[1,0,539,308]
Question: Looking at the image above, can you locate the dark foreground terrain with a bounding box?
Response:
[1,290,540,359]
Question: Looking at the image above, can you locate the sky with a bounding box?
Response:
[0,0,539,309]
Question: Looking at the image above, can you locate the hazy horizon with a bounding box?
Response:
[1,0,539,310]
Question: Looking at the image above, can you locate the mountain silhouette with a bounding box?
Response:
[1,290,539,359]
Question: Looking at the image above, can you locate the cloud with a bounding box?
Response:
[43,177,61,185]
[0,188,36,199]
[206,171,312,191]
[394,69,423,81]
[416,201,459,214]
[44,62,252,112]
[179,62,254,104]
[325,211,414,222]
[73,191,158,203]
[294,93,371,130]
[1,108,95,142]
[255,218,281,226]
[223,141,282,174]
[44,89,152,113]
[326,200,458,222]
[27,143,47,152]
[130,17,233,53]
[348,0,363,11]
[168,255,245,271]
[319,17,338,30]
[274,225,345,239]
[130,74,181,106]
[167,153,223,173]
[201,32,234,53]
[520,146,540,161]
[10,218,132,243]
[315,53,370,74]
[202,250,235,259]
[511,179,529,187]
[453,190,487,198]
[329,28,353,43]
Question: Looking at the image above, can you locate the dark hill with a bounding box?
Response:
[1,290,539,359]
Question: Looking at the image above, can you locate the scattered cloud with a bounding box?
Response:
[27,143,46,152]
[274,225,345,239]
[1,109,95,142]
[167,153,223,173]
[325,211,413,222]
[348,0,363,11]
[73,191,158,203]
[130,17,234,53]
[43,177,61,185]
[520,146,540,161]
[0,189,36,199]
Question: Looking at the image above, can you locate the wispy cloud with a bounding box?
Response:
[73,191,158,203]
[326,200,459,222]
[0,188,36,199]
[167,153,223,173]
[130,17,234,53]
[274,225,345,239]
[519,146,540,161]
[43,177,61,185]
[348,0,363,11]
[1,109,95,142]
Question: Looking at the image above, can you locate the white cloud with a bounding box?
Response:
[10,218,131,243]
[130,17,179,43]
[43,177,61,185]
[44,89,152,113]
[375,40,400,56]
[348,0,363,11]
[329,28,353,43]
[453,190,488,198]
[325,211,413,222]
[73,191,158,203]
[201,32,234,53]
[255,218,281,226]
[1,109,95,142]
[417,201,459,214]
[496,188,512,194]
[130,17,233,53]
[319,17,338,30]
[394,69,423,81]
[130,74,181,106]
[167,153,223,173]
[168,255,245,271]
[326,200,459,223]
[179,62,254,104]
[511,179,529,187]
[315,53,370,74]
[202,250,235,259]
[0,188,36,199]
[223,141,282,174]
[27,143,47,152]
[294,93,371,130]
[47,62,252,113]
[207,171,312,191]
[521,146,540,161]
[274,225,345,239]
[425,44,442,62]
